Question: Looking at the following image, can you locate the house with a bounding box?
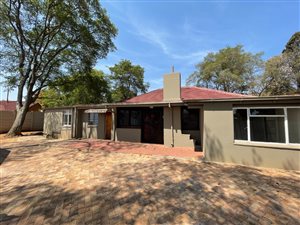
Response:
[0,101,42,112]
[43,71,300,170]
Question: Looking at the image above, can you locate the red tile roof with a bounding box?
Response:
[0,101,41,111]
[125,87,250,103]
[0,101,18,111]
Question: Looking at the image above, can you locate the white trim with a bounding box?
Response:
[233,106,300,109]
[233,106,300,145]
[234,140,300,149]
[63,110,72,127]
[247,108,250,141]
[249,115,285,118]
[284,108,289,144]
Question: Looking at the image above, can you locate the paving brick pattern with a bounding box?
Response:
[0,136,299,225]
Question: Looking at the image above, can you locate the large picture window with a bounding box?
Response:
[233,107,300,145]
[63,110,72,127]
[117,108,142,128]
[181,107,200,130]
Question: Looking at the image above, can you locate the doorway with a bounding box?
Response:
[105,112,112,139]
[142,107,163,144]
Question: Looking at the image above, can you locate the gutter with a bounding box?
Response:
[168,102,174,147]
[183,95,300,103]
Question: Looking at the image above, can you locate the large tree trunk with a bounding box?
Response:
[6,105,29,137]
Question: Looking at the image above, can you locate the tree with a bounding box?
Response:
[109,60,149,102]
[0,0,117,136]
[186,45,264,94]
[258,55,296,96]
[257,32,299,96]
[1,76,17,101]
[39,69,112,108]
[282,32,300,92]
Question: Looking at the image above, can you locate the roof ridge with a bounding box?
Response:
[182,86,248,96]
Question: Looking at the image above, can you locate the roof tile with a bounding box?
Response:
[125,87,250,103]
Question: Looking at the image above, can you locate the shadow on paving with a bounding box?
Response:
[64,139,156,152]
[1,154,299,225]
[0,149,10,165]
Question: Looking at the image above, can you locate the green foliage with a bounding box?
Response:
[0,76,18,101]
[0,0,117,135]
[109,60,149,102]
[283,32,300,54]
[258,32,300,96]
[282,32,300,92]
[40,70,111,108]
[187,45,264,94]
[259,55,297,96]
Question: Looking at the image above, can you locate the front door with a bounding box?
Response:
[142,108,163,144]
[105,112,112,139]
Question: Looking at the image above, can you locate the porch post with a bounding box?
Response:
[72,107,77,138]
[111,107,116,141]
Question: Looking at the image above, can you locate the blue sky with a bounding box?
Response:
[1,0,299,100]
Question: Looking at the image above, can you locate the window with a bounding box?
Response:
[233,109,247,140]
[63,110,72,126]
[117,108,142,128]
[130,110,142,126]
[250,108,285,143]
[288,108,300,144]
[88,113,98,125]
[233,107,300,145]
[181,107,200,130]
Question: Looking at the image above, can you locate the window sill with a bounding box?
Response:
[234,140,300,150]
[87,125,98,128]
[116,127,141,129]
[62,126,72,129]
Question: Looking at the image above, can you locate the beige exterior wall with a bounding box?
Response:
[61,127,72,139]
[0,111,43,133]
[82,113,106,139]
[202,102,300,170]
[43,109,72,139]
[163,106,196,147]
[43,110,63,137]
[115,128,141,142]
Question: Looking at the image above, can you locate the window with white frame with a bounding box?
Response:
[233,107,300,144]
[88,113,98,125]
[63,110,72,127]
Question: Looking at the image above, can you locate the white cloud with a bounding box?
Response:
[131,25,206,63]
[125,14,211,65]
[102,2,215,68]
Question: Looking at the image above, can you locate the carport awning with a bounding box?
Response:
[84,109,109,113]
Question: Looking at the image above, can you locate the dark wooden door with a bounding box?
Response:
[142,108,163,144]
[105,112,112,139]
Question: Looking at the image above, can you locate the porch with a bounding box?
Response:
[72,105,204,151]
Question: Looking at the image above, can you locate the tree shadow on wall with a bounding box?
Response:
[204,126,224,162]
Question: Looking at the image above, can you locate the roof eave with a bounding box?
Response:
[183,95,300,103]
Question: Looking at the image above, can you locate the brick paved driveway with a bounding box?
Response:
[0,136,299,225]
